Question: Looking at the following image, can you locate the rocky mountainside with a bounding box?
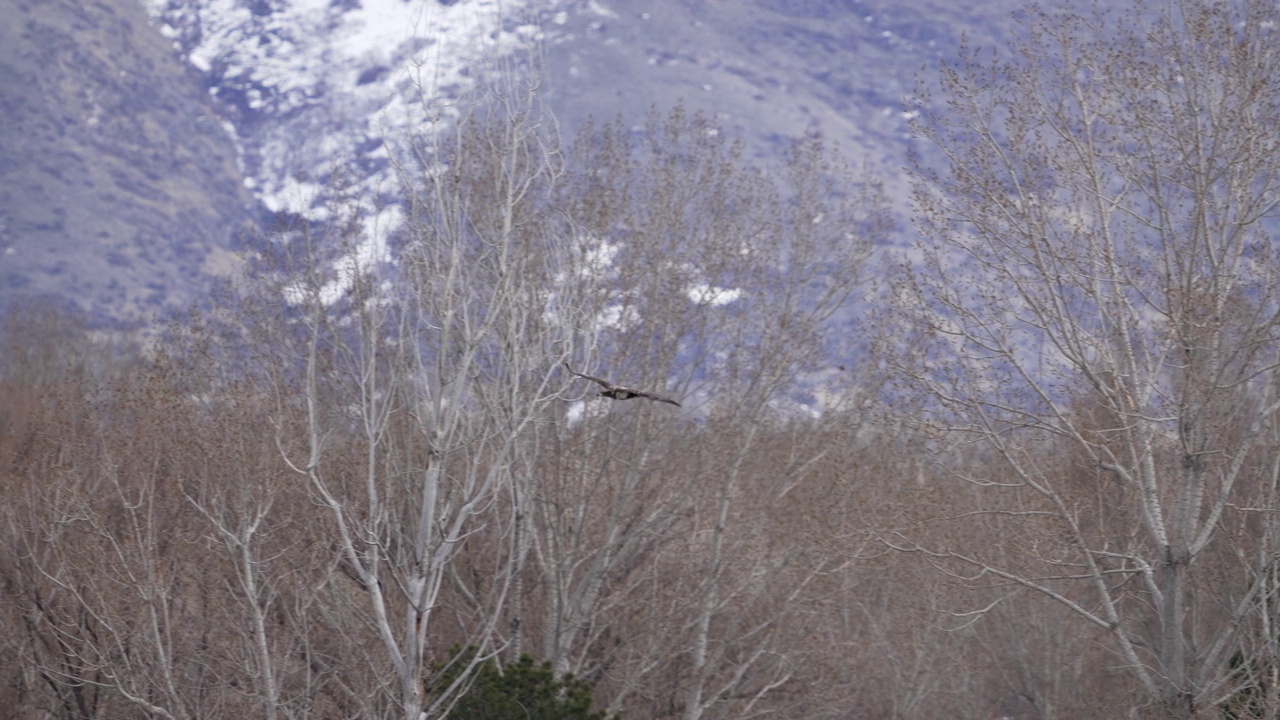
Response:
[2,0,1016,323]
[0,0,253,323]
[538,0,1011,196]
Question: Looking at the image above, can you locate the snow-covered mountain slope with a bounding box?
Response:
[144,0,543,218]
[2,0,1016,322]
[143,0,1014,218]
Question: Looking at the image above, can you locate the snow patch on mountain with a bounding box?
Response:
[142,0,541,218]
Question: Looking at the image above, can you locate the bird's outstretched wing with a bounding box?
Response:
[563,362,614,389]
[630,389,681,407]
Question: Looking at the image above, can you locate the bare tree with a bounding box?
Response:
[252,54,577,717]
[513,110,886,719]
[896,0,1280,715]
[3,357,235,720]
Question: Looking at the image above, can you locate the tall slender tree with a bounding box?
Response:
[897,0,1280,715]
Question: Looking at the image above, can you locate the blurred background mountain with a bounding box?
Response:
[0,0,1014,324]
[0,0,252,322]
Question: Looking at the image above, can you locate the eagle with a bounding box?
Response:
[563,362,681,407]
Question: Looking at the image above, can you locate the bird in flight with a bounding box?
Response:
[563,362,681,407]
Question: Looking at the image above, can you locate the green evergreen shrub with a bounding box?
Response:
[434,646,617,720]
